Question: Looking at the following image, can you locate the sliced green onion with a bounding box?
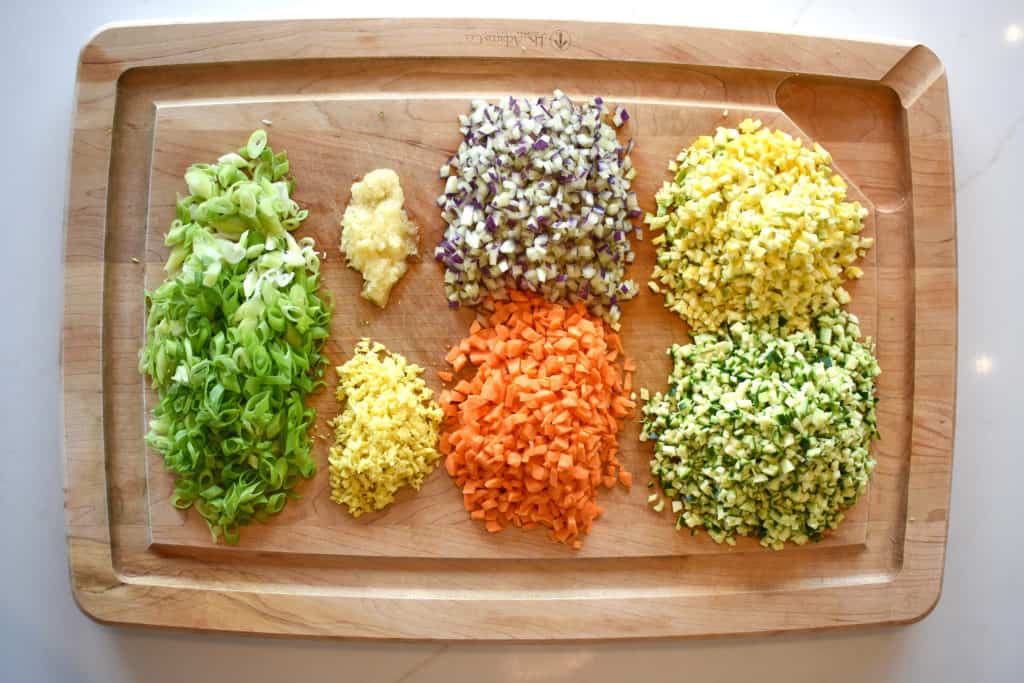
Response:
[139,131,332,544]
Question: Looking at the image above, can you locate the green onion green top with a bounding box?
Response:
[139,131,332,544]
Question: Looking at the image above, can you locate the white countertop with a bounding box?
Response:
[2,0,1020,681]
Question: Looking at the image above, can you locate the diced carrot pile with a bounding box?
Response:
[439,291,635,549]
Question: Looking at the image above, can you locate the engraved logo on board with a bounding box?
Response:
[464,28,575,51]
[549,29,572,51]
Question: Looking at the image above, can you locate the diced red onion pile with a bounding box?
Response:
[435,90,641,327]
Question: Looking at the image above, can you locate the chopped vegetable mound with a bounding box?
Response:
[439,291,635,548]
[646,119,873,333]
[640,310,880,549]
[436,90,641,327]
[139,130,332,544]
[329,339,443,517]
[340,169,419,307]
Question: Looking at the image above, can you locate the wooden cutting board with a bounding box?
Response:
[63,18,956,639]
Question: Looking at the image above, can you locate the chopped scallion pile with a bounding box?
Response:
[139,130,332,544]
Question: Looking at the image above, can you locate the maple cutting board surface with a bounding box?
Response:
[63,19,956,639]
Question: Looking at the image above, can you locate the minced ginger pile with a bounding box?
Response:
[646,119,873,333]
[328,339,443,517]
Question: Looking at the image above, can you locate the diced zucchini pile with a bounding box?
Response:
[640,310,880,549]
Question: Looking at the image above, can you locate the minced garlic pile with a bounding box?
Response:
[340,169,418,307]
[328,339,442,517]
[646,119,873,333]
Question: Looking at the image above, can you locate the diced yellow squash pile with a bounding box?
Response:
[646,119,873,333]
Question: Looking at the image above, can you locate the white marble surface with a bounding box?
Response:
[1,1,1020,681]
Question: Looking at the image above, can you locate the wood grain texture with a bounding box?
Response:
[62,18,956,639]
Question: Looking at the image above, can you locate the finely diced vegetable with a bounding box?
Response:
[640,310,880,549]
[329,339,443,517]
[439,291,635,548]
[646,119,873,333]
[435,90,640,327]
